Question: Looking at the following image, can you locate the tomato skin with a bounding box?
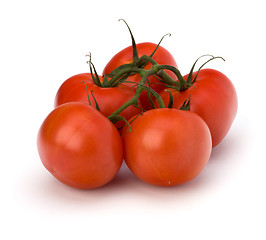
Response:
[158,69,238,147]
[102,42,178,110]
[37,102,123,189]
[122,108,212,186]
[54,73,93,107]
[54,73,142,129]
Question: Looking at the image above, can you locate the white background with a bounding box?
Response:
[1,0,265,239]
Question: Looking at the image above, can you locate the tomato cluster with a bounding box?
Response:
[37,21,237,189]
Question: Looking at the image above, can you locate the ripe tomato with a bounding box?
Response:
[37,102,123,189]
[158,69,238,147]
[102,42,178,110]
[54,73,142,129]
[122,108,212,186]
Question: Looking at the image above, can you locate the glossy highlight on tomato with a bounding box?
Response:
[103,42,178,110]
[37,102,123,189]
[122,108,212,186]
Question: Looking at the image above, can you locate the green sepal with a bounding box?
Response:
[165,89,174,108]
[119,19,138,61]
[112,74,131,87]
[145,80,156,109]
[86,53,102,87]
[90,90,100,111]
[187,54,214,85]
[141,85,165,108]
[179,94,191,111]
[89,61,102,87]
[192,56,225,84]
[108,115,132,133]
[80,81,92,105]
[102,75,109,87]
[150,33,171,58]
[147,91,156,109]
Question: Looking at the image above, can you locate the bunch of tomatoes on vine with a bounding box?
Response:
[37,20,238,189]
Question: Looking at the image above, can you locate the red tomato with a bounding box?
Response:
[122,108,212,186]
[54,73,142,129]
[37,102,123,189]
[158,69,238,147]
[102,42,178,110]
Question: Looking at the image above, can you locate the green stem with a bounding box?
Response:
[136,54,157,65]
[107,85,143,120]
[136,55,185,89]
[106,67,144,87]
[154,64,184,87]
[107,70,165,120]
[106,55,190,120]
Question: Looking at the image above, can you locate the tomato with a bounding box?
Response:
[102,42,178,110]
[158,69,238,147]
[54,73,142,129]
[122,108,212,186]
[37,102,123,189]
